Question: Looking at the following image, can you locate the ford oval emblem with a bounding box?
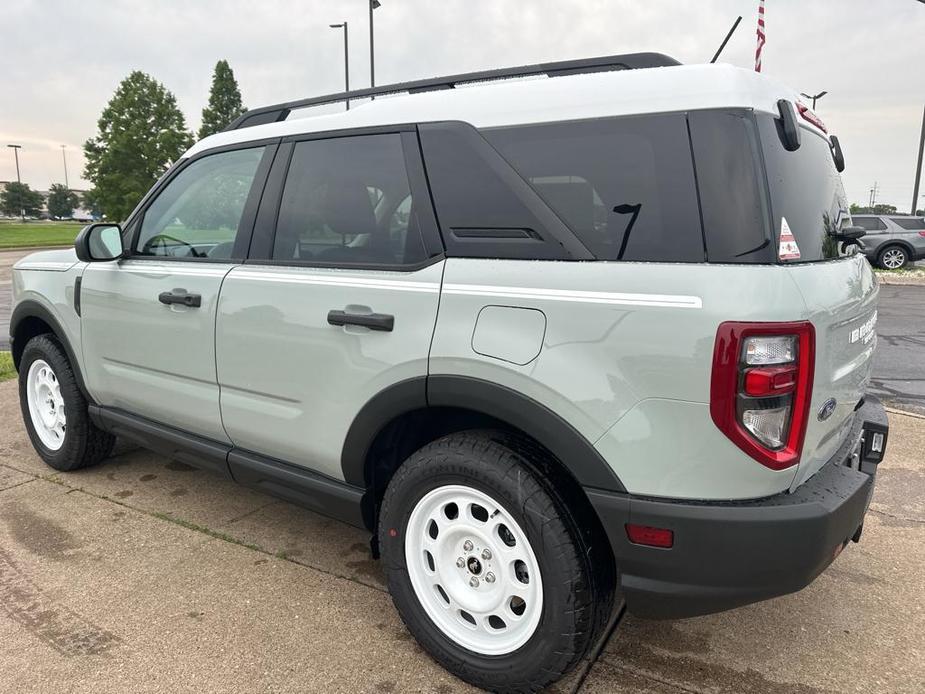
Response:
[818,398,837,421]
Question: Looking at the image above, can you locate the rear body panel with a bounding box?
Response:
[785,254,879,489]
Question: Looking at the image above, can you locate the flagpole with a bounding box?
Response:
[755,0,766,72]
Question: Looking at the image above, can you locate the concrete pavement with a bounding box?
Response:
[1,379,923,693]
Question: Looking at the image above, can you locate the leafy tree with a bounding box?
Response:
[850,203,898,215]
[46,183,79,219]
[0,182,45,217]
[198,60,246,139]
[83,71,193,221]
[81,188,103,217]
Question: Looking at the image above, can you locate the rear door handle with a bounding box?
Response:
[158,289,201,308]
[327,310,394,332]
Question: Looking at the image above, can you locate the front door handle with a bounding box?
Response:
[327,310,394,332]
[158,289,201,308]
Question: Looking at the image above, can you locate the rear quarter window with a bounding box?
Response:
[889,217,925,231]
[481,114,705,262]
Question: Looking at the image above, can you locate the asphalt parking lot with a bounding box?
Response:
[1,381,924,692]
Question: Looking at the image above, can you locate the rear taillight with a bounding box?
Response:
[710,321,815,470]
[918,231,925,238]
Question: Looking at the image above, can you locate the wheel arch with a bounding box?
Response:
[342,375,627,531]
[878,241,915,263]
[10,300,91,401]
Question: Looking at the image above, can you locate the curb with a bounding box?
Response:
[0,245,72,253]
[884,406,925,420]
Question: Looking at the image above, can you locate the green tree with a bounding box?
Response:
[46,183,79,219]
[83,71,193,221]
[198,60,246,139]
[0,182,45,217]
[81,188,103,217]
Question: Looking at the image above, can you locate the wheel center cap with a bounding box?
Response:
[467,557,482,575]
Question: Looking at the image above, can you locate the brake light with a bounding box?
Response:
[710,321,815,470]
[918,231,925,238]
[797,102,828,133]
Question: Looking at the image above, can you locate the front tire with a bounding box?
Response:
[878,245,909,270]
[18,334,115,471]
[379,430,612,693]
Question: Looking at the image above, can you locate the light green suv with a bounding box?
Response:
[10,53,889,692]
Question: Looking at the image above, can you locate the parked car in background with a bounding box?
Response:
[854,214,925,269]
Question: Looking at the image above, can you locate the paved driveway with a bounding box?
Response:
[1,380,923,693]
[870,283,925,415]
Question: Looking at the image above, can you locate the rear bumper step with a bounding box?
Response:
[588,396,888,619]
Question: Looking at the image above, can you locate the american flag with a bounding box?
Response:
[755,0,766,72]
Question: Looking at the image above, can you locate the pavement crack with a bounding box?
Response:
[869,507,925,525]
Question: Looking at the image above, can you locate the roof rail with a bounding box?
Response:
[225,52,681,131]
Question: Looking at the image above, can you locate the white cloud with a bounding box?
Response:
[1,0,922,210]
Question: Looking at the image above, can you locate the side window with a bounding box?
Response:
[271,134,427,266]
[136,146,266,259]
[854,217,887,232]
[482,114,705,262]
[889,217,925,231]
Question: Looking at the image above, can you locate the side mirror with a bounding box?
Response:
[776,99,802,152]
[75,223,124,262]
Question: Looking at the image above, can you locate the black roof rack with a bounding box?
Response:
[225,52,681,131]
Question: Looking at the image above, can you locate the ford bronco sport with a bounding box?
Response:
[11,53,889,692]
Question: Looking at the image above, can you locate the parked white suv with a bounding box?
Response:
[10,53,889,692]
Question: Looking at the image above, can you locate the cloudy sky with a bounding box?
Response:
[1,0,923,211]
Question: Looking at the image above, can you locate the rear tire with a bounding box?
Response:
[877,245,909,270]
[18,334,115,471]
[379,430,613,693]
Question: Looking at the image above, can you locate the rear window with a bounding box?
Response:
[482,114,705,262]
[889,217,925,230]
[757,114,851,262]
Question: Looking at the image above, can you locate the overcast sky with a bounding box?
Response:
[1,0,922,211]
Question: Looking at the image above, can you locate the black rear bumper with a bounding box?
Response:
[588,396,889,619]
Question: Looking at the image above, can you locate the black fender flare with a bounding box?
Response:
[340,374,626,493]
[10,300,92,402]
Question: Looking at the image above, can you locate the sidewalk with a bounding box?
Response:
[1,379,922,693]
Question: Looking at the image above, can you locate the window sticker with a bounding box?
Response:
[778,217,801,261]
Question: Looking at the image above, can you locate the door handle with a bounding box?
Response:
[327,310,394,332]
[158,289,202,308]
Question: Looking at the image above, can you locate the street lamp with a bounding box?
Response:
[369,0,381,95]
[7,144,24,222]
[329,22,350,110]
[800,91,828,110]
[61,144,69,189]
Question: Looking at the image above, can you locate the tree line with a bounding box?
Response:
[0,60,245,221]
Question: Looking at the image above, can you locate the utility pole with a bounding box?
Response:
[369,1,381,97]
[911,104,924,215]
[61,145,69,189]
[869,181,879,210]
[7,144,24,222]
[329,22,350,110]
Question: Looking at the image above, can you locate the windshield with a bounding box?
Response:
[757,115,853,262]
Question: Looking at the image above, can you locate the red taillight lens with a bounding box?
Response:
[710,321,815,470]
[918,231,925,238]
[625,524,674,548]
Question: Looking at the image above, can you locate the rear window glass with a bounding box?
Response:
[853,217,887,231]
[889,217,925,230]
[757,114,851,262]
[482,114,705,262]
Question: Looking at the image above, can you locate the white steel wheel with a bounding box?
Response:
[881,247,907,269]
[404,484,544,656]
[26,359,67,451]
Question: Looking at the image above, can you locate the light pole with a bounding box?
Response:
[61,144,69,189]
[329,22,350,110]
[7,144,24,222]
[800,91,828,110]
[369,0,381,95]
